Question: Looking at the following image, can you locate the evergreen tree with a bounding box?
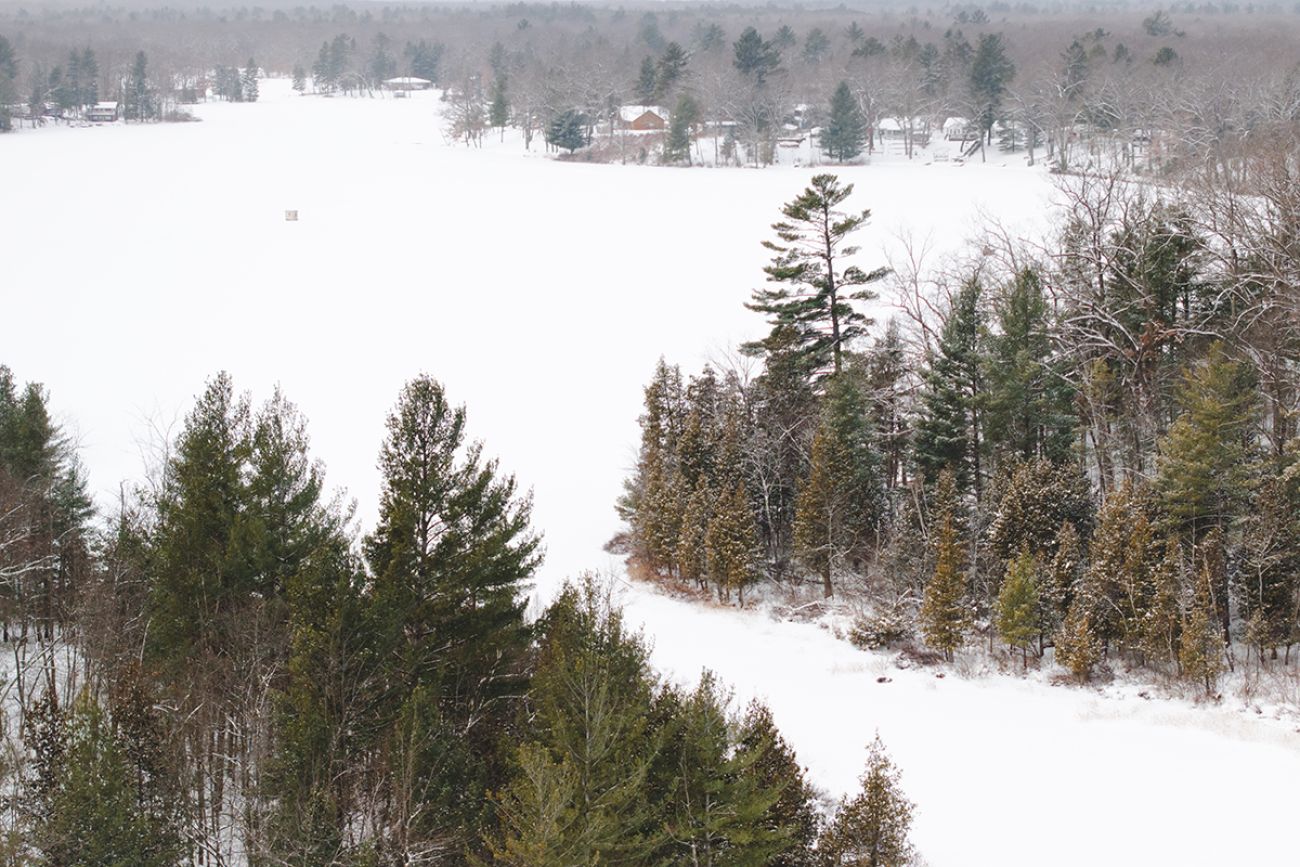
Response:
[982,268,1075,464]
[706,482,760,604]
[364,375,540,734]
[1142,535,1183,669]
[1157,342,1260,540]
[822,81,866,162]
[1040,520,1081,645]
[1180,564,1225,695]
[968,33,1015,145]
[996,550,1040,668]
[265,541,378,864]
[920,511,967,660]
[659,674,793,865]
[654,42,689,101]
[546,108,589,153]
[292,64,307,93]
[125,50,153,121]
[27,691,182,867]
[802,28,831,64]
[489,76,510,139]
[793,373,885,597]
[488,577,660,864]
[987,458,1092,564]
[1238,476,1300,659]
[1055,598,1102,682]
[818,735,915,867]
[676,483,711,589]
[913,278,985,495]
[664,92,699,165]
[147,373,253,666]
[743,174,888,379]
[733,27,781,86]
[242,58,259,102]
[635,56,657,104]
[735,702,819,867]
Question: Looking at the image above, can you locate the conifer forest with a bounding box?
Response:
[4,0,1300,865]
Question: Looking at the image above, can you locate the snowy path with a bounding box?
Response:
[616,579,1300,867]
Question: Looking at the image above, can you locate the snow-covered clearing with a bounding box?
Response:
[4,79,1296,866]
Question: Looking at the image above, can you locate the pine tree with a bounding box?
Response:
[546,108,590,152]
[147,372,253,666]
[735,702,819,867]
[997,550,1040,668]
[822,81,866,162]
[793,373,885,597]
[660,675,793,865]
[743,175,888,379]
[125,50,153,121]
[363,374,540,734]
[292,64,307,93]
[818,735,915,867]
[920,512,967,660]
[654,42,689,100]
[1157,342,1260,539]
[733,27,781,86]
[664,92,699,165]
[635,56,658,103]
[983,268,1075,464]
[490,76,510,139]
[242,58,259,102]
[913,278,985,495]
[968,33,1015,145]
[488,577,660,864]
[1077,481,1154,652]
[623,360,686,577]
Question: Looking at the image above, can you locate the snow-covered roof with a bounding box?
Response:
[385,77,431,85]
[619,105,666,123]
[93,101,119,110]
[878,117,903,132]
[943,116,969,131]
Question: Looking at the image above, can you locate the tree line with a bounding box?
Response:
[0,365,919,866]
[618,166,1300,696]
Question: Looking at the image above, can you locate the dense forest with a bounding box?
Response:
[0,366,922,864]
[617,161,1300,693]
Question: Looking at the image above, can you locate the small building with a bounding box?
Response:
[384,77,433,92]
[618,105,667,131]
[943,116,971,141]
[87,102,120,122]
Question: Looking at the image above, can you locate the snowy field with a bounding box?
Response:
[5,79,1296,866]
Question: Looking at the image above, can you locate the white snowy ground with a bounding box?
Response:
[4,80,1296,866]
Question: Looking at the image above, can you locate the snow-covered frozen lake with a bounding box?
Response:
[7,79,1295,867]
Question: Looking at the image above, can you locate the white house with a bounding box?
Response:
[943,116,971,141]
[87,102,119,122]
[383,77,432,92]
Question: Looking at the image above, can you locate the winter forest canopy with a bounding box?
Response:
[4,0,1300,865]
